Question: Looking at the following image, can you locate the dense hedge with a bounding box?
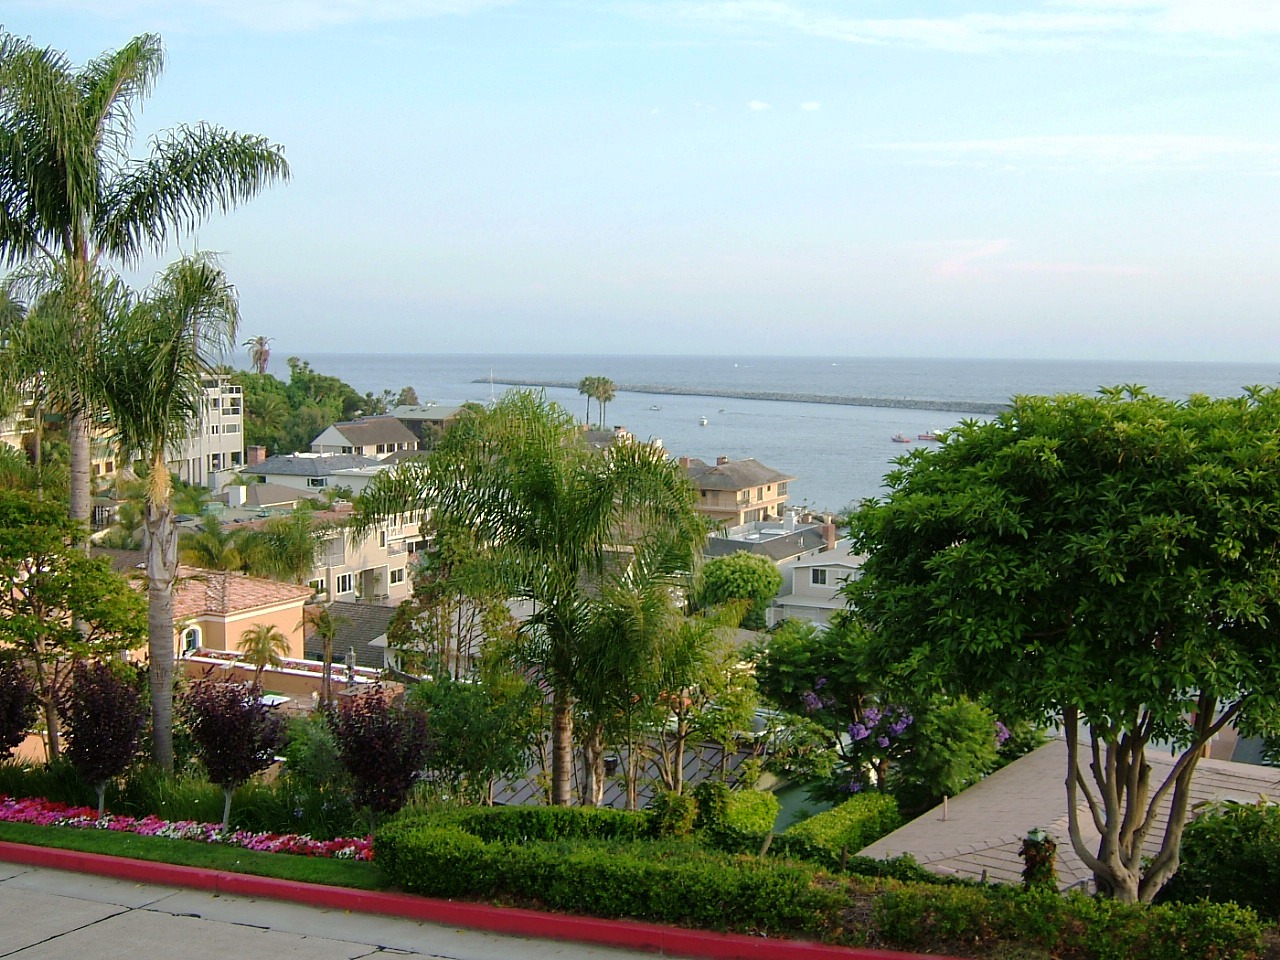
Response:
[783,792,903,854]
[875,883,1262,960]
[375,819,843,936]
[1159,800,1280,920]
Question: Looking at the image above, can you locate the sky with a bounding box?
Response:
[4,1,1280,361]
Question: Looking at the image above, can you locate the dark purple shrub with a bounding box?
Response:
[59,661,147,817]
[0,656,36,758]
[333,686,431,819]
[179,678,284,830]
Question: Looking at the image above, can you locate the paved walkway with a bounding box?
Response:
[0,861,648,960]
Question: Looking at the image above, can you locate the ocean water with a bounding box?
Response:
[286,353,1280,515]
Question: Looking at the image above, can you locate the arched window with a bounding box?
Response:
[182,626,202,657]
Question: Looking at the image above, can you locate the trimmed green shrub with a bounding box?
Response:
[692,782,779,835]
[649,789,697,837]
[452,805,651,843]
[1159,800,1280,920]
[374,820,844,937]
[784,792,903,854]
[871,884,1263,960]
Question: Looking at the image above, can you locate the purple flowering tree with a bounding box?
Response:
[179,678,284,831]
[59,661,147,818]
[332,686,431,824]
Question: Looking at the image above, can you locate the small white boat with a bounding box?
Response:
[650,404,663,411]
[891,432,912,443]
[699,416,709,426]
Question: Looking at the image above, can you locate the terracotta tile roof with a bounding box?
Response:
[172,566,313,620]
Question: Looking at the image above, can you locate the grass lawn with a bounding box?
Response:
[0,821,387,890]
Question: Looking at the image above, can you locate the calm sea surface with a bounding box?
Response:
[287,354,1280,515]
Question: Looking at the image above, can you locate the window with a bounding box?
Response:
[378,530,387,548]
[182,626,202,656]
[336,573,354,594]
[308,477,328,488]
[390,567,405,586]
[811,569,828,586]
[308,578,326,595]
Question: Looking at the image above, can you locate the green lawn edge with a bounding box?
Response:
[0,821,386,890]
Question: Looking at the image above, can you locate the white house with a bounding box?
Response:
[311,415,418,457]
[169,375,245,490]
[240,452,384,496]
[768,543,865,627]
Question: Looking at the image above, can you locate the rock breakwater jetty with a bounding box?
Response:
[477,379,1008,416]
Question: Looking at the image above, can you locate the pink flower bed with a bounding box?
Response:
[0,795,373,861]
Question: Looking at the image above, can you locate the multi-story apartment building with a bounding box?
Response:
[169,375,245,489]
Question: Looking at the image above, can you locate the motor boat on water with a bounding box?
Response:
[891,432,912,443]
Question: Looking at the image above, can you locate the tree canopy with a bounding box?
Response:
[846,386,1280,902]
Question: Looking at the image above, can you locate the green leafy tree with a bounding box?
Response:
[0,491,145,758]
[354,391,705,805]
[395,386,419,406]
[0,31,288,529]
[92,254,240,773]
[848,386,1280,903]
[59,660,147,817]
[178,515,246,571]
[299,603,350,708]
[239,503,328,584]
[699,551,782,630]
[408,656,542,804]
[236,622,292,686]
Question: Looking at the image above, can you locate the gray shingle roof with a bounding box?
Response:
[243,453,380,477]
[704,528,828,561]
[328,415,418,448]
[683,457,795,491]
[303,600,397,671]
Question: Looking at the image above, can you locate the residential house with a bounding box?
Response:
[768,543,865,627]
[303,600,398,672]
[392,403,464,444]
[171,566,313,660]
[678,456,795,526]
[704,512,839,564]
[239,452,383,497]
[310,415,418,458]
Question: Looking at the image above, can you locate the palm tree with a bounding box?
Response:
[299,603,350,708]
[596,378,616,428]
[354,391,704,804]
[93,253,240,772]
[237,622,292,687]
[577,376,597,425]
[240,503,328,584]
[0,31,289,529]
[179,515,245,571]
[243,335,273,375]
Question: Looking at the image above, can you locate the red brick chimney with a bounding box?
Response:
[822,522,837,552]
[246,445,267,466]
[677,456,692,468]
[716,455,730,466]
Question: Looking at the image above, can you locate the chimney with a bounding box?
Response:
[716,455,730,466]
[678,456,692,468]
[822,523,837,552]
[246,445,267,466]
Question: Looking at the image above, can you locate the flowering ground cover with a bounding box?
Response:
[0,795,372,861]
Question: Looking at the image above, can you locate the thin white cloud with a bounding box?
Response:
[935,239,1011,279]
[932,239,1151,279]
[15,0,511,32]
[635,1,1280,54]
[748,99,771,110]
[800,100,821,111]
[877,134,1280,172]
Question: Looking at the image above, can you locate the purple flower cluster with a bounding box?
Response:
[995,720,1011,746]
[0,795,373,861]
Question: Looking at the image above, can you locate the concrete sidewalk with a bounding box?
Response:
[0,860,652,960]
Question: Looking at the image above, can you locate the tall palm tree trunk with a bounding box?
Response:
[581,722,606,807]
[551,686,575,805]
[68,410,92,533]
[144,477,179,772]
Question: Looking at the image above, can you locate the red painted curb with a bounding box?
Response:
[0,841,938,960]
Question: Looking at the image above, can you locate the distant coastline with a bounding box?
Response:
[478,379,1009,416]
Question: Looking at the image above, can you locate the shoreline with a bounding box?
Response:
[477,379,1007,415]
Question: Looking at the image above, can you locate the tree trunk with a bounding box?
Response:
[145,488,179,773]
[68,409,92,536]
[222,786,234,832]
[321,634,333,708]
[581,722,605,807]
[95,782,107,820]
[551,686,574,806]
